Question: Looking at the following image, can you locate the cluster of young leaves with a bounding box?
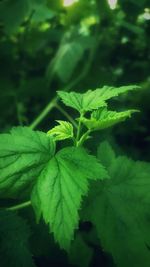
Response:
[82,141,150,267]
[0,85,142,264]
[56,85,139,141]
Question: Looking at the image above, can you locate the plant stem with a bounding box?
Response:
[5,201,31,212]
[77,129,91,147]
[76,119,82,143]
[30,97,58,130]
[55,104,78,128]
[29,36,98,130]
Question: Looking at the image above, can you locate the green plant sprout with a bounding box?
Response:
[49,85,139,147]
[2,85,150,267]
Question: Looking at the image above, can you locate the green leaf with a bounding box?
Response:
[94,85,140,102]
[58,85,139,114]
[97,141,116,168]
[82,142,150,267]
[47,120,74,141]
[31,5,55,23]
[48,40,85,83]
[31,146,109,250]
[0,126,55,198]
[80,108,138,131]
[0,210,36,267]
[58,90,107,114]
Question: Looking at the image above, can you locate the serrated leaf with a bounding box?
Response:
[0,126,55,198]
[0,210,36,267]
[95,85,140,102]
[31,146,109,250]
[58,85,139,114]
[80,108,138,131]
[47,120,74,141]
[58,90,107,114]
[82,142,150,267]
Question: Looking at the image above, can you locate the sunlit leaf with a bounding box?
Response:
[32,146,109,249]
[47,120,74,141]
[79,108,139,130]
[58,85,139,114]
[58,90,106,114]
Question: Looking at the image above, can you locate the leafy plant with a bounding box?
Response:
[1,85,150,267]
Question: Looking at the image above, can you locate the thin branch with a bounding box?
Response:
[30,97,58,130]
[5,201,31,212]
[30,29,99,130]
[55,103,78,128]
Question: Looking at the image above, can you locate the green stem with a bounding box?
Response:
[30,97,58,130]
[5,201,31,212]
[76,119,82,143]
[55,104,78,129]
[77,129,91,147]
[29,36,98,130]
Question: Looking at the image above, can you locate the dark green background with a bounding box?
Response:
[0,0,150,266]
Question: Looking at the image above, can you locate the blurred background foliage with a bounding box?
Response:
[0,0,150,159]
[0,1,150,266]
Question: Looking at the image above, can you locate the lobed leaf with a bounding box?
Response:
[58,85,139,114]
[80,108,138,131]
[58,90,106,114]
[0,126,55,198]
[31,146,109,250]
[82,141,150,267]
[95,85,140,102]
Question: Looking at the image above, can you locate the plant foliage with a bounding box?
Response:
[0,82,149,267]
[82,141,150,267]
[0,127,55,198]
[32,146,108,249]
[47,120,74,141]
[79,108,138,131]
[0,0,150,265]
[58,85,139,114]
